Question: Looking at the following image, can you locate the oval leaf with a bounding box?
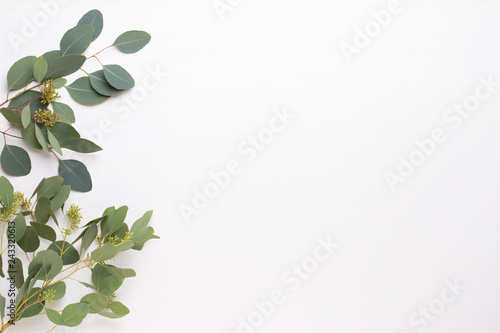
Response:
[48,241,80,265]
[81,293,108,314]
[61,138,102,153]
[113,31,151,54]
[103,65,135,90]
[89,70,123,96]
[46,55,86,80]
[1,144,31,176]
[33,56,48,83]
[51,102,75,124]
[78,10,103,41]
[61,302,89,327]
[58,159,92,192]
[60,25,95,56]
[7,56,37,90]
[91,243,117,262]
[18,226,40,253]
[66,77,109,105]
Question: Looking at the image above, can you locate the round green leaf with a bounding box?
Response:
[60,25,95,56]
[50,281,67,300]
[1,144,31,176]
[28,250,63,280]
[113,30,151,54]
[46,308,64,325]
[51,102,75,123]
[61,138,102,153]
[108,302,130,317]
[7,56,37,90]
[42,50,62,66]
[48,241,80,265]
[81,293,108,314]
[45,55,86,80]
[58,159,92,192]
[30,222,57,242]
[66,77,109,105]
[99,275,123,296]
[33,56,48,83]
[52,78,67,88]
[61,302,89,327]
[103,65,135,90]
[130,226,154,243]
[18,226,40,253]
[89,70,123,96]
[78,10,103,41]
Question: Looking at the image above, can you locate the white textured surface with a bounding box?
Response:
[2,0,500,332]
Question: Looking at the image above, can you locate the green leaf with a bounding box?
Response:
[30,222,57,242]
[46,55,86,80]
[8,90,43,112]
[108,206,128,235]
[21,123,42,150]
[33,56,48,83]
[92,264,109,290]
[80,281,95,290]
[66,77,109,105]
[21,105,31,128]
[13,214,27,242]
[81,223,98,253]
[52,78,67,88]
[104,265,136,278]
[48,241,80,265]
[28,250,63,281]
[36,176,63,199]
[8,258,24,289]
[116,240,134,252]
[130,227,155,243]
[34,196,52,224]
[0,176,14,208]
[17,226,40,253]
[59,159,92,192]
[46,308,65,325]
[61,302,89,327]
[50,185,71,211]
[89,70,123,96]
[81,293,108,314]
[0,108,22,126]
[7,56,37,90]
[130,210,153,233]
[60,25,95,56]
[78,10,103,41]
[42,50,62,66]
[50,122,80,143]
[91,243,117,262]
[35,124,50,152]
[48,129,63,155]
[18,287,44,318]
[108,302,130,317]
[99,275,123,296]
[61,138,102,153]
[113,31,151,54]
[0,294,5,318]
[103,65,135,90]
[1,144,31,176]
[49,281,66,300]
[51,102,75,124]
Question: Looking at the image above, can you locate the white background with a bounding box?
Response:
[2,0,500,332]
